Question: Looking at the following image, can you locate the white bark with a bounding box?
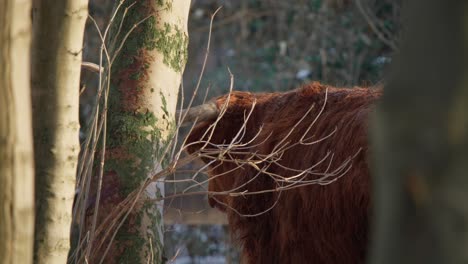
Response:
[30,1,88,263]
[144,1,191,261]
[0,0,34,263]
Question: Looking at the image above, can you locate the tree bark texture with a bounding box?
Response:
[30,1,88,263]
[85,1,191,263]
[370,1,468,263]
[0,0,34,263]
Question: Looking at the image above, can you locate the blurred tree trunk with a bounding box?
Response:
[30,0,88,263]
[370,1,468,263]
[0,0,34,263]
[85,1,191,263]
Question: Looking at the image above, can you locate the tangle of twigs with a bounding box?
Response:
[73,2,360,263]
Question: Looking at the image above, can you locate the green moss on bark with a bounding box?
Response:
[110,1,188,74]
[98,1,184,262]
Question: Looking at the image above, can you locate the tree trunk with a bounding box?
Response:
[85,1,191,263]
[0,0,34,263]
[30,1,88,263]
[370,1,468,263]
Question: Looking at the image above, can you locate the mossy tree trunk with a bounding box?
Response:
[370,1,468,263]
[0,0,34,263]
[85,1,191,263]
[30,1,88,263]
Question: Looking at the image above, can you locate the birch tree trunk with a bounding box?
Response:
[370,1,468,263]
[85,1,191,263]
[0,0,34,263]
[30,1,88,263]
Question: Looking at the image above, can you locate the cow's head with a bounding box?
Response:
[183,91,278,211]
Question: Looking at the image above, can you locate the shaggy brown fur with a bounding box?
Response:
[186,82,382,264]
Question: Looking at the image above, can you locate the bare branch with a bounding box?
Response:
[81,61,103,73]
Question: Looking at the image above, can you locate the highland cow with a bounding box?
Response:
[185,82,382,264]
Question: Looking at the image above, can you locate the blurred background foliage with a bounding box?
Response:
[81,0,401,263]
[184,0,400,99]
